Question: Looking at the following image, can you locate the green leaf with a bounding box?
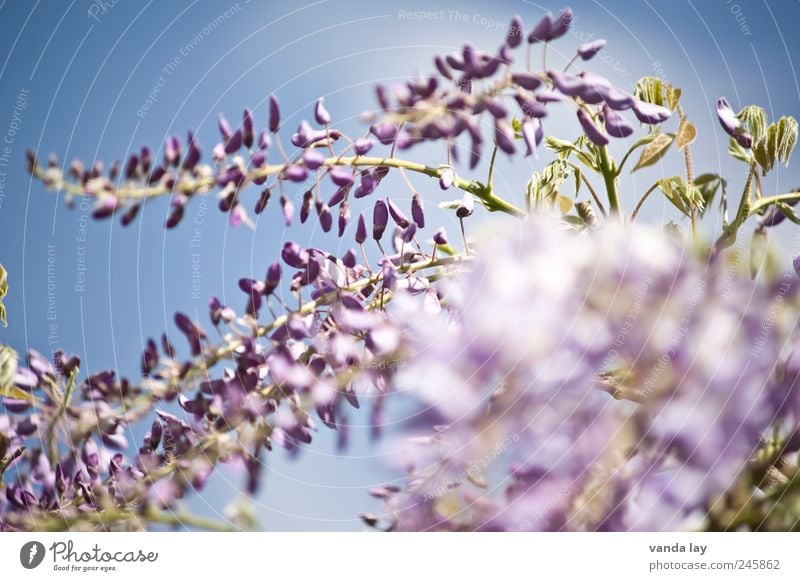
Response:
[526,160,569,210]
[754,116,798,173]
[656,177,705,217]
[632,133,675,172]
[511,116,523,138]
[666,86,682,112]
[693,173,726,217]
[775,116,798,166]
[545,136,598,170]
[0,345,35,402]
[728,137,752,164]
[737,105,768,145]
[634,77,681,111]
[634,77,664,107]
[676,118,697,150]
[0,264,7,327]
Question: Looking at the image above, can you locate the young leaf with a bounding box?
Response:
[545,136,598,170]
[774,116,797,166]
[634,77,664,107]
[694,173,726,217]
[632,133,675,172]
[728,137,752,164]
[634,77,681,111]
[676,118,697,150]
[666,86,682,112]
[526,160,569,210]
[737,105,768,145]
[656,176,705,216]
[0,345,34,402]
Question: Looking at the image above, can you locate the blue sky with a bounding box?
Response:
[1,0,799,530]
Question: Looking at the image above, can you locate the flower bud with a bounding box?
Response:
[269,95,281,133]
[373,200,389,240]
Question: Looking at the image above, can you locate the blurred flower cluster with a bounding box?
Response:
[375,220,800,531]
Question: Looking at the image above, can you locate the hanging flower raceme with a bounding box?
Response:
[373,218,800,531]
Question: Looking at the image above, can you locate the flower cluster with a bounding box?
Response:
[373,219,800,531]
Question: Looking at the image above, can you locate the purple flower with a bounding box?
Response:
[314,97,331,125]
[411,192,425,228]
[382,218,794,531]
[494,121,516,155]
[355,213,368,244]
[433,227,448,246]
[506,15,524,48]
[599,86,636,111]
[280,195,294,226]
[716,97,753,148]
[354,138,374,156]
[386,198,410,228]
[373,200,389,241]
[269,95,281,133]
[174,312,206,356]
[512,72,542,91]
[527,13,553,43]
[602,105,634,138]
[281,241,309,268]
[242,108,255,149]
[632,100,672,125]
[264,262,282,295]
[439,167,455,190]
[318,204,333,232]
[548,69,584,97]
[218,114,233,140]
[578,39,606,60]
[330,168,355,187]
[224,128,242,154]
[303,149,326,170]
[547,7,573,40]
[456,192,474,218]
[522,118,543,156]
[576,108,609,145]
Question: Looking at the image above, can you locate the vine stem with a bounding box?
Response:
[630,183,659,222]
[36,155,526,218]
[597,145,621,217]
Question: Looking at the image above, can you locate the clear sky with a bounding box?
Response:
[1,0,799,530]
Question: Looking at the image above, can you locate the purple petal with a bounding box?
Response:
[603,105,634,138]
[578,39,606,60]
[577,108,609,145]
[632,100,672,124]
[314,97,331,125]
[269,95,281,132]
